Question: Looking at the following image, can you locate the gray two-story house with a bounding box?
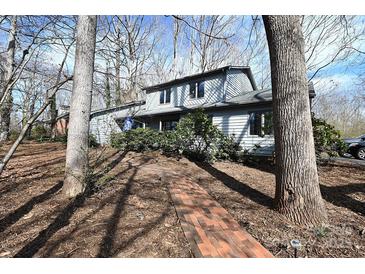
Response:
[88,65,315,155]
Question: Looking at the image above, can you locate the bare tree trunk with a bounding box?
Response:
[0,16,17,142]
[172,17,180,78]
[63,16,97,198]
[114,16,122,106]
[105,61,111,108]
[263,15,327,226]
[49,94,57,138]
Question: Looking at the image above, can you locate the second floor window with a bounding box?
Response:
[189,81,205,99]
[249,111,273,136]
[160,89,171,104]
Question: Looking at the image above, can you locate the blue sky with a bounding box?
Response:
[1,15,364,105]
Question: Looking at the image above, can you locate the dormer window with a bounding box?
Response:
[189,81,205,99]
[160,88,171,104]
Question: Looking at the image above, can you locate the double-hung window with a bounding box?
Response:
[189,81,205,99]
[160,89,171,104]
[249,111,273,136]
[161,120,179,131]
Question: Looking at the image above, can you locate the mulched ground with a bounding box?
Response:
[0,141,364,258]
[0,142,191,258]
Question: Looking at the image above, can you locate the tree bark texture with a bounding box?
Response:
[0,16,17,142]
[263,15,328,226]
[63,16,97,198]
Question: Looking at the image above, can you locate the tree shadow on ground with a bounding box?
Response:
[97,155,158,257]
[13,152,159,258]
[111,208,170,257]
[90,149,120,170]
[0,169,63,197]
[4,146,60,159]
[194,162,273,208]
[40,155,156,257]
[14,189,88,257]
[320,183,365,216]
[97,163,136,257]
[0,181,63,234]
[0,156,65,183]
[91,151,129,184]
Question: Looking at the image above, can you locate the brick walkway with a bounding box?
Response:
[168,178,274,258]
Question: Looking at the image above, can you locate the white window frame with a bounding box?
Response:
[189,81,205,99]
[159,89,171,105]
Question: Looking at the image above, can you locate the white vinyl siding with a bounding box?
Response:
[89,105,143,144]
[90,114,121,145]
[145,74,225,112]
[211,108,275,155]
[225,70,254,100]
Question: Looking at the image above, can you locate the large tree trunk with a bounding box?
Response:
[263,16,327,226]
[0,16,17,142]
[62,16,97,198]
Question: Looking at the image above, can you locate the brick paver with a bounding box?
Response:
[168,178,274,258]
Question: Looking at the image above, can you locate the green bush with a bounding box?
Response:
[52,132,99,148]
[174,109,241,161]
[88,134,99,148]
[31,124,51,142]
[8,129,20,142]
[111,127,161,152]
[312,113,347,157]
[52,134,68,144]
[110,109,241,162]
[216,132,242,161]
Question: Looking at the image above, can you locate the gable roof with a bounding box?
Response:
[53,100,145,122]
[143,65,257,92]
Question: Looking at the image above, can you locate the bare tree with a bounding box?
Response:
[301,16,363,81]
[0,43,72,174]
[0,16,17,142]
[263,15,328,226]
[183,16,237,73]
[63,15,97,198]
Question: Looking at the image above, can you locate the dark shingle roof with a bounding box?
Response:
[143,66,257,92]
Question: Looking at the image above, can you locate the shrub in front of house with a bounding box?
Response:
[110,109,241,162]
[31,124,51,141]
[312,113,347,158]
[51,132,99,148]
[174,109,241,161]
[110,127,162,152]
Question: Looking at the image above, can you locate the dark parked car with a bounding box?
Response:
[344,134,365,160]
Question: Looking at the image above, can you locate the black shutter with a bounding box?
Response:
[189,83,196,98]
[165,89,171,103]
[160,90,165,104]
[197,81,205,98]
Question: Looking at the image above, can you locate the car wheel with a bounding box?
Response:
[356,147,365,160]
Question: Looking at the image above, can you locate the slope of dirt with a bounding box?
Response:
[0,142,191,258]
[0,142,364,258]
[182,161,365,258]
